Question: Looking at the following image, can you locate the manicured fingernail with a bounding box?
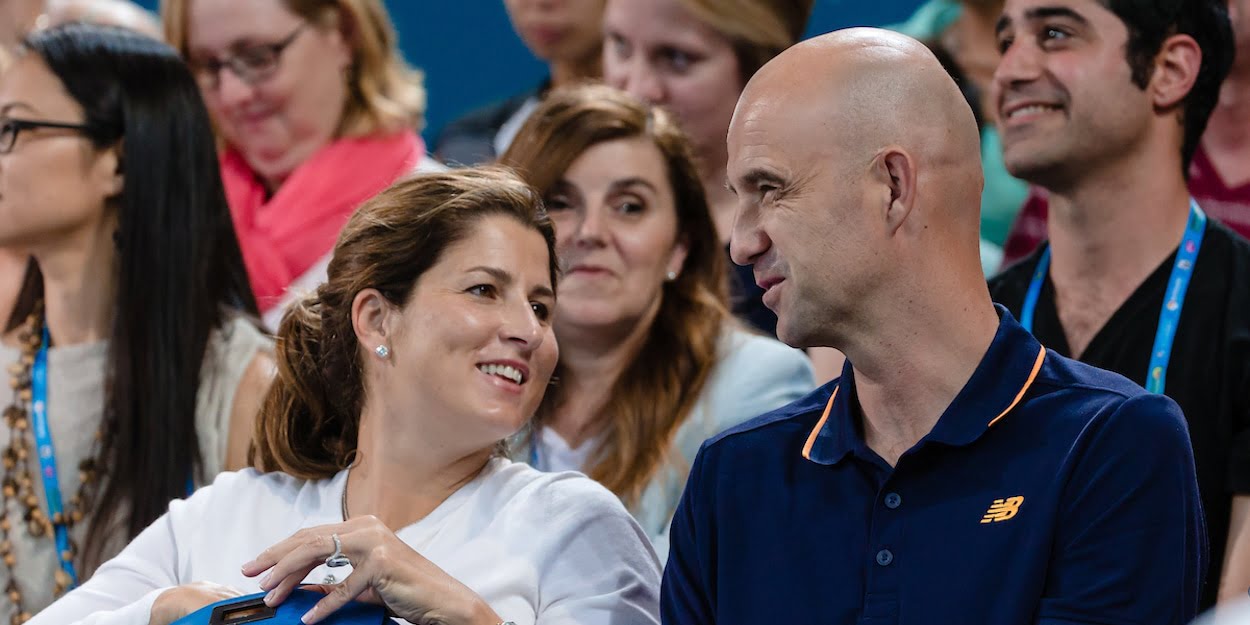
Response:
[259,573,271,589]
[264,590,277,606]
[300,610,314,624]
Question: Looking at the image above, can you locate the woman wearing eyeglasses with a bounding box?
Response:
[161,0,438,328]
[0,22,272,621]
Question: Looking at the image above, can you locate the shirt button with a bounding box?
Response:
[876,549,894,566]
[884,493,902,509]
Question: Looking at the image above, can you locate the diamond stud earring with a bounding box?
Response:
[374,345,390,359]
[666,271,678,281]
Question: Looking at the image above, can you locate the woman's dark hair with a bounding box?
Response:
[252,167,556,479]
[6,23,256,567]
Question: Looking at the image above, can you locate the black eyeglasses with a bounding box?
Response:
[0,117,93,154]
[192,22,309,89]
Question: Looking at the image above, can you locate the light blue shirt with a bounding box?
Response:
[519,326,815,562]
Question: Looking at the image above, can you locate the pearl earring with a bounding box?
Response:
[374,345,390,359]
[666,271,678,281]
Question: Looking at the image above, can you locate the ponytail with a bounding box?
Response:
[251,293,362,479]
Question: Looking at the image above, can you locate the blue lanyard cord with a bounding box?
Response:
[31,326,78,588]
[1148,202,1207,393]
[1020,247,1051,332]
[1020,200,1207,395]
[529,431,542,471]
[27,329,198,594]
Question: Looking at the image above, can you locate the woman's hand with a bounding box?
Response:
[241,516,502,625]
[150,582,244,625]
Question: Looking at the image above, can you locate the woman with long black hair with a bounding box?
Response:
[0,23,272,619]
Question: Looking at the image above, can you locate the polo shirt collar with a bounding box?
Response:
[803,305,1047,465]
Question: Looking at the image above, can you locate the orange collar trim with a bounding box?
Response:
[801,386,838,461]
[799,345,1046,461]
[987,345,1046,427]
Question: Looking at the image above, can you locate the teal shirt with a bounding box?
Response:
[890,0,962,38]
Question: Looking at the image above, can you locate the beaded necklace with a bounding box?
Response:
[1,304,104,624]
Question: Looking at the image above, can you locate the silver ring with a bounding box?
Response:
[325,533,350,568]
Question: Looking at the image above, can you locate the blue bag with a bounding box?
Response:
[171,588,389,625]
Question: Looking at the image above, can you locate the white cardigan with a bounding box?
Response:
[31,459,661,625]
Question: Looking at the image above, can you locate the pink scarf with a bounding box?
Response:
[221,131,424,312]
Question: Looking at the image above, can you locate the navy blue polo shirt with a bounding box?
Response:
[662,307,1206,625]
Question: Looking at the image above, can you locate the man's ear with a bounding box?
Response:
[1150,33,1202,111]
[872,147,917,236]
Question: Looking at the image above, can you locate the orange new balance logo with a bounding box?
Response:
[980,496,1024,523]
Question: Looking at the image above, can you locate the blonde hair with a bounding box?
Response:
[161,0,425,135]
[679,0,813,81]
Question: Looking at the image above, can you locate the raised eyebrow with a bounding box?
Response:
[466,266,513,285]
[469,266,554,300]
[995,14,1012,36]
[530,284,556,300]
[1023,6,1090,27]
[191,35,266,59]
[609,177,660,195]
[0,102,36,116]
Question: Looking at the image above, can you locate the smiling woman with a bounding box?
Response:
[30,168,662,625]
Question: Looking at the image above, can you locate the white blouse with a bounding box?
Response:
[30,458,661,625]
[533,427,598,474]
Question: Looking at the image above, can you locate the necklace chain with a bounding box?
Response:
[1,304,105,623]
[340,466,350,522]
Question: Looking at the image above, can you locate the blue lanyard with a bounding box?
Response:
[30,331,198,592]
[1020,200,1207,394]
[31,327,78,589]
[528,434,542,472]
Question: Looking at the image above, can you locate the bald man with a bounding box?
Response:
[660,28,1205,625]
